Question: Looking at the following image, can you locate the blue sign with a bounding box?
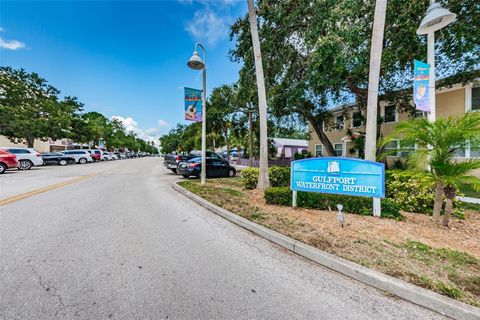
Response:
[184,87,202,122]
[290,157,385,198]
[413,60,430,112]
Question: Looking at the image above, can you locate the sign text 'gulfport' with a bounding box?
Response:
[290,157,385,198]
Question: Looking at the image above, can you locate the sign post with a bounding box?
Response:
[290,158,385,212]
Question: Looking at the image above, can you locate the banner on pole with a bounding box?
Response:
[184,87,202,122]
[413,60,430,112]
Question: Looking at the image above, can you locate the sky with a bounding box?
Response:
[0,0,247,143]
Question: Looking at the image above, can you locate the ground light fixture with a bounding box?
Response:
[187,43,207,186]
[416,1,456,123]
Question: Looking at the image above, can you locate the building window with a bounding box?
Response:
[384,105,397,123]
[336,116,344,130]
[315,144,323,157]
[414,110,427,118]
[472,87,480,111]
[334,143,343,156]
[470,147,480,158]
[352,112,363,127]
[453,146,466,158]
[399,141,415,157]
[384,140,399,156]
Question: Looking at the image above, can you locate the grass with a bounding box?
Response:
[457,201,480,213]
[178,177,480,307]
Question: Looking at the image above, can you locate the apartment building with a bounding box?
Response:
[308,83,480,175]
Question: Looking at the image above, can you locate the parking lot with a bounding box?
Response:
[1,157,149,200]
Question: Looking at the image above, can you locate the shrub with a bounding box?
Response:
[242,166,291,189]
[386,170,436,214]
[242,167,259,189]
[264,187,292,206]
[264,187,403,220]
[269,166,291,187]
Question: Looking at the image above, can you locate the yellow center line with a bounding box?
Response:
[0,173,98,207]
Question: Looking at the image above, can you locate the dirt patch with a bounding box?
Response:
[249,188,480,257]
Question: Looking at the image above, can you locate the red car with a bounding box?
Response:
[0,149,18,174]
[87,149,102,162]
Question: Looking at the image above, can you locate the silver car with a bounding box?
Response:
[61,150,93,164]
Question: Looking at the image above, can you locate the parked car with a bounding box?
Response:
[110,152,119,160]
[61,150,93,164]
[113,152,121,160]
[41,152,76,166]
[119,153,127,159]
[87,149,102,162]
[177,156,236,178]
[164,151,223,174]
[101,151,113,161]
[0,149,18,174]
[0,147,44,170]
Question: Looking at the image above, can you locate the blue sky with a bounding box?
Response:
[1,0,246,142]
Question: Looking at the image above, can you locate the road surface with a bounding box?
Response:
[0,158,445,319]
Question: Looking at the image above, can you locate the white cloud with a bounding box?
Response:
[0,38,26,50]
[0,27,26,50]
[111,115,169,146]
[158,119,169,127]
[186,9,230,46]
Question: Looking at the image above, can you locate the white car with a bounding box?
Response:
[101,151,113,161]
[61,150,93,164]
[110,153,119,160]
[0,147,44,170]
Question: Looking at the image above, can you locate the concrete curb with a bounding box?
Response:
[173,183,480,320]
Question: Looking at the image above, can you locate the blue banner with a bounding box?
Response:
[184,87,202,122]
[413,60,430,112]
[291,157,385,198]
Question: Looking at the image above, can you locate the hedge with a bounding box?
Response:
[264,187,404,220]
[241,167,259,190]
[385,170,436,214]
[269,166,290,187]
[243,165,447,216]
[241,166,290,189]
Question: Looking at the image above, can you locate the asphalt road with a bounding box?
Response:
[0,158,446,320]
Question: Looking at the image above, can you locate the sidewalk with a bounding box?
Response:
[458,196,480,204]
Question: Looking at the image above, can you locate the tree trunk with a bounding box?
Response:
[442,185,455,227]
[304,113,336,156]
[432,181,444,219]
[364,0,387,163]
[249,111,254,166]
[226,128,230,163]
[247,0,270,190]
[26,135,34,148]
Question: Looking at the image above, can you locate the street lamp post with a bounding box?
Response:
[416,1,456,122]
[187,43,207,186]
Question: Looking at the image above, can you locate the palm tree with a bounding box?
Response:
[386,112,480,226]
[246,0,270,190]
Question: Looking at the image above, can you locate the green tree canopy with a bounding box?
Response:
[230,0,479,156]
[0,67,82,147]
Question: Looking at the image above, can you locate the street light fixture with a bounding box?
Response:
[187,43,207,186]
[417,3,456,35]
[416,1,456,122]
